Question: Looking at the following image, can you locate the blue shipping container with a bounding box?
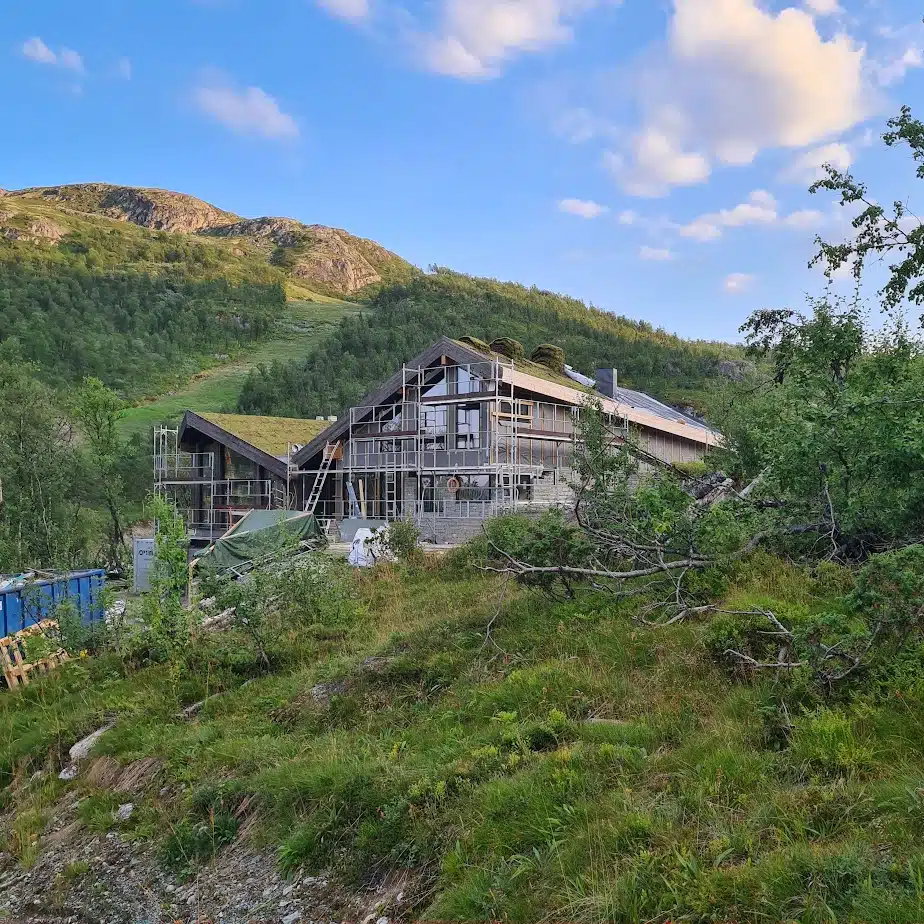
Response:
[0,570,105,637]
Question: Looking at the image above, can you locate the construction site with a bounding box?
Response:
[154,337,720,546]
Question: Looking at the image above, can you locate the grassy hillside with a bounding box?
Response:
[117,299,361,439]
[6,547,924,922]
[5,184,419,299]
[238,269,742,419]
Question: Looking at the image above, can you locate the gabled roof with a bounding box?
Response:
[292,337,721,466]
[197,413,330,457]
[292,338,479,466]
[180,411,328,479]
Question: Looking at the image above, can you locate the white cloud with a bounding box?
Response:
[679,189,777,241]
[617,210,637,225]
[421,0,603,78]
[22,37,57,65]
[612,0,868,196]
[877,46,924,86]
[316,0,370,22]
[805,0,839,15]
[782,141,852,184]
[639,245,674,261]
[604,127,709,198]
[22,37,84,73]
[678,189,821,240]
[193,81,299,140]
[58,48,83,72]
[117,57,132,80]
[724,272,754,292]
[783,208,825,228]
[558,197,608,218]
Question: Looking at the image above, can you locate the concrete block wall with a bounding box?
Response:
[529,468,576,509]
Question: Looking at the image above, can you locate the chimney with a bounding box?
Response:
[595,368,618,398]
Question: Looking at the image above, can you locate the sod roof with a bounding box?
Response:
[450,339,581,391]
[197,413,331,458]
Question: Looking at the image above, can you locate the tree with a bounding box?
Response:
[0,353,88,571]
[810,105,924,314]
[482,400,768,622]
[73,377,129,570]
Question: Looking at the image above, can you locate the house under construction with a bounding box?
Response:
[155,338,720,545]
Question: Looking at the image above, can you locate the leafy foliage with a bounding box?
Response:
[0,264,285,398]
[810,105,924,313]
[238,269,740,417]
[714,298,924,552]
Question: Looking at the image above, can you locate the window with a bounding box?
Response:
[456,404,481,449]
[457,365,482,395]
[422,405,447,450]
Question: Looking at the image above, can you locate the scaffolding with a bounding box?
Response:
[153,426,275,540]
[338,356,626,528]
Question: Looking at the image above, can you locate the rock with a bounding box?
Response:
[58,764,78,781]
[2,218,65,243]
[717,359,755,381]
[359,656,392,676]
[309,679,348,707]
[115,803,134,822]
[281,912,302,924]
[69,723,115,763]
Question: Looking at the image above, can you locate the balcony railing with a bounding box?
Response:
[154,452,215,482]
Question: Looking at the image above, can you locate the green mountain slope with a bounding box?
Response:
[4,184,418,299]
[116,299,361,439]
[0,182,739,429]
[0,184,410,408]
[238,269,741,418]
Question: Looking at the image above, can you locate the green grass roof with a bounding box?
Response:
[198,413,331,457]
[452,339,584,391]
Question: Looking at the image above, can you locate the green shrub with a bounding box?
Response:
[790,708,876,775]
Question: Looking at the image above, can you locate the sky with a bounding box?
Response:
[3,0,924,342]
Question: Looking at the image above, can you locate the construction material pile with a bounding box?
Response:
[489,337,526,361]
[530,343,566,374]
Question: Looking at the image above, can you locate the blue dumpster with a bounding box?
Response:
[0,570,106,637]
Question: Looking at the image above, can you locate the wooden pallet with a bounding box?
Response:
[0,619,70,690]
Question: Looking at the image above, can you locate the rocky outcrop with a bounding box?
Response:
[207,216,310,248]
[2,217,65,244]
[207,219,385,294]
[5,182,416,296]
[11,183,238,234]
[291,226,382,293]
[717,359,756,381]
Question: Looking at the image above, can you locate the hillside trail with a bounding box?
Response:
[117,299,360,441]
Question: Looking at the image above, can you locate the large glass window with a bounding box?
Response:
[457,365,483,395]
[422,405,447,449]
[456,404,481,449]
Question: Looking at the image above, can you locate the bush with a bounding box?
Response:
[374,519,422,565]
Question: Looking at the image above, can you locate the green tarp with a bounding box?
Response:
[198,510,322,572]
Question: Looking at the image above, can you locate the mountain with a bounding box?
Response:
[0,180,741,416]
[3,183,417,298]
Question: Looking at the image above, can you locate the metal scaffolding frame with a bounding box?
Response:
[338,356,615,526]
[153,425,276,540]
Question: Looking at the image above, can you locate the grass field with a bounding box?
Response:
[117,298,361,440]
[9,546,924,922]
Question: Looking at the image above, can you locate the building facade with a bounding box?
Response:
[290,338,719,543]
[156,339,720,546]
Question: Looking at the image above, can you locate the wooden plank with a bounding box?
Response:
[1,620,70,692]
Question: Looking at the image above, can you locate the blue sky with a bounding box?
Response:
[3,0,924,341]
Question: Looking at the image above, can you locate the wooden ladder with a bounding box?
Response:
[305,441,341,515]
